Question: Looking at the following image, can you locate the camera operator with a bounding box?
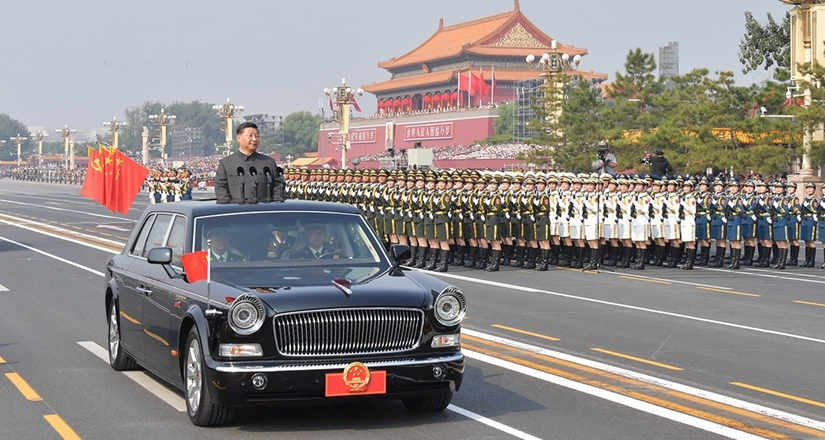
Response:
[591,141,617,176]
[649,149,673,178]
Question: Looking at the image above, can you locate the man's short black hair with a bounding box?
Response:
[236,122,259,135]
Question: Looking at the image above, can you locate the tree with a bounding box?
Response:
[120,100,225,157]
[259,111,323,158]
[0,114,32,161]
[739,11,790,77]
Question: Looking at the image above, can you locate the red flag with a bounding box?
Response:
[351,96,362,112]
[478,70,491,97]
[471,72,484,97]
[80,147,105,204]
[459,73,470,93]
[102,147,119,213]
[329,97,334,111]
[181,251,209,283]
[113,150,150,214]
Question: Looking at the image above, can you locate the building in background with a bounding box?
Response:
[170,126,204,157]
[659,41,679,89]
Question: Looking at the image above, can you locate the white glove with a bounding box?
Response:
[505,212,510,220]
[481,215,486,222]
[721,217,727,224]
[767,217,773,224]
[419,212,424,219]
[706,214,712,221]
[798,215,802,222]
[369,205,375,212]
[530,215,536,222]
[516,213,522,220]
[814,215,819,222]
[751,215,757,222]
[458,213,464,220]
[429,213,434,220]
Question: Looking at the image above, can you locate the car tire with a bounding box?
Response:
[184,327,235,427]
[401,391,453,413]
[108,302,137,371]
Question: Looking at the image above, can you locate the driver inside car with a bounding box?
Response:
[287,222,344,259]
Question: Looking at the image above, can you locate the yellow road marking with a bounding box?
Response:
[5,372,42,401]
[591,348,683,371]
[619,275,672,285]
[99,232,111,237]
[696,287,760,297]
[491,324,560,341]
[793,300,825,308]
[44,414,81,440]
[557,267,596,275]
[462,338,795,439]
[731,382,825,409]
[0,355,5,363]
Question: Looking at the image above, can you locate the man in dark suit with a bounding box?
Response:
[207,227,245,262]
[287,223,344,259]
[215,122,285,204]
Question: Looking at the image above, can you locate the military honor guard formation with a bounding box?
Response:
[284,167,825,272]
[145,167,194,203]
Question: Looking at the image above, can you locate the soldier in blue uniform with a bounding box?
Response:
[785,182,801,266]
[740,180,757,266]
[694,178,712,266]
[709,178,728,267]
[724,179,744,269]
[769,182,790,269]
[798,182,818,267]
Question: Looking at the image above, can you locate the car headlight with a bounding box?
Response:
[433,286,466,327]
[228,293,265,336]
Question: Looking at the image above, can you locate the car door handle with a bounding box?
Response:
[136,286,153,297]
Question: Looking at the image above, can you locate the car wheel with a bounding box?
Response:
[402,391,453,413]
[184,327,235,426]
[108,302,137,371]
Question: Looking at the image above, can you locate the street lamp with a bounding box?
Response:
[56,125,76,169]
[103,117,127,150]
[10,134,27,167]
[212,98,244,155]
[285,154,293,167]
[31,130,49,166]
[526,40,583,127]
[148,108,176,164]
[324,78,363,169]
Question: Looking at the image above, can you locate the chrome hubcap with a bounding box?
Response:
[186,338,202,413]
[108,305,119,363]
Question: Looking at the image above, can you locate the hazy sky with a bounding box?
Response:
[2,0,789,135]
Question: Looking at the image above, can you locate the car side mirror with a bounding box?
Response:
[147,247,173,265]
[147,247,186,281]
[390,244,410,263]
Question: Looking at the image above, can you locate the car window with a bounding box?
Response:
[142,214,173,258]
[166,216,187,267]
[130,214,156,257]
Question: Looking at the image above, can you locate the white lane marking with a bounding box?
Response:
[464,329,825,432]
[698,266,825,284]
[447,405,541,440]
[0,214,123,252]
[745,267,825,280]
[0,283,8,291]
[77,341,186,412]
[0,236,105,277]
[605,271,733,289]
[432,271,825,345]
[97,224,131,232]
[0,198,136,221]
[464,350,767,440]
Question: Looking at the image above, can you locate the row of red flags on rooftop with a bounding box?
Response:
[458,68,496,100]
[80,146,149,215]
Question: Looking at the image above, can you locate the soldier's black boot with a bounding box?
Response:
[583,248,600,271]
[696,246,708,266]
[773,248,788,269]
[475,248,488,270]
[549,245,560,266]
[485,250,501,272]
[424,248,438,270]
[436,249,449,272]
[500,244,511,267]
[645,245,653,265]
[414,247,427,268]
[560,246,572,267]
[820,247,825,269]
[652,246,664,266]
[452,245,465,266]
[464,247,477,268]
[536,249,550,271]
[769,244,779,265]
[728,248,741,269]
[681,248,696,270]
[605,244,617,266]
[572,247,584,268]
[713,246,726,268]
[787,245,799,266]
[620,247,633,268]
[404,246,418,266]
[803,247,813,268]
[742,246,754,266]
[667,246,679,268]
[632,248,646,270]
[524,248,537,269]
[512,246,525,268]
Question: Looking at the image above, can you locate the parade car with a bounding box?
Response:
[104,200,465,426]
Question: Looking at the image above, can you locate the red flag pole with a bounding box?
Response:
[469,71,472,109]
[491,66,495,106]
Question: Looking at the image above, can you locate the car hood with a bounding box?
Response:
[250,269,450,313]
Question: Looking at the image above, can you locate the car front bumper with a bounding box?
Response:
[202,352,464,407]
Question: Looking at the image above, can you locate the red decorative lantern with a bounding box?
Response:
[422,94,432,110]
[432,93,441,108]
[394,98,402,112]
[441,91,451,108]
[451,91,459,106]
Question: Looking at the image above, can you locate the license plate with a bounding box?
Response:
[325,362,387,397]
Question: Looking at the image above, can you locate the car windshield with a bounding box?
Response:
[192,211,389,287]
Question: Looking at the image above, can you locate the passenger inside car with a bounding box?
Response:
[205,227,245,262]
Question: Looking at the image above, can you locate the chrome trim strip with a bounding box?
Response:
[213,352,463,373]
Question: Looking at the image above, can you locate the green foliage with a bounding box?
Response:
[0,114,32,161]
[259,111,323,159]
[121,101,225,156]
[739,11,791,77]
[493,101,513,137]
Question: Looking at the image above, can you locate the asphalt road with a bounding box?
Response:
[1,179,824,440]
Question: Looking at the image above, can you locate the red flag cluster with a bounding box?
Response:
[458,70,496,104]
[80,146,149,215]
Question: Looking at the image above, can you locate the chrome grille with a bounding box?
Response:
[273,308,424,357]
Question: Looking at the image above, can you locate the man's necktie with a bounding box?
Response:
[314,251,321,259]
